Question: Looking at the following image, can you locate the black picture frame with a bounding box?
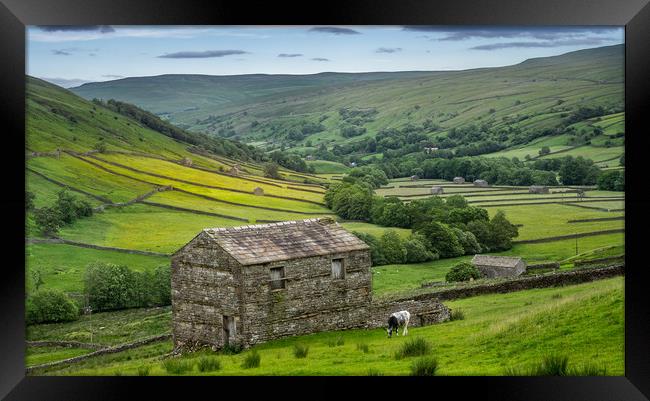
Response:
[1,0,649,399]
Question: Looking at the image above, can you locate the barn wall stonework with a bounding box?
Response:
[476,260,526,278]
[171,233,451,351]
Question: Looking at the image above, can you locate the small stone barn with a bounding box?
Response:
[474,179,489,187]
[471,255,527,278]
[430,186,444,195]
[171,218,450,351]
[410,175,419,181]
[228,164,241,176]
[453,177,465,184]
[253,187,264,196]
[529,185,550,194]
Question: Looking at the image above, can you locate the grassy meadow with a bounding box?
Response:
[29,277,623,376]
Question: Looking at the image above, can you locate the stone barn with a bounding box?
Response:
[228,165,241,176]
[471,255,527,278]
[171,218,450,351]
[253,187,264,196]
[529,185,549,194]
[430,186,444,195]
[474,179,489,187]
[453,177,465,184]
[410,175,419,181]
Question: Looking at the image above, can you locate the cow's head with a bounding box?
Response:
[387,316,398,338]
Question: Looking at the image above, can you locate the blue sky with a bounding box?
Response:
[26,25,624,88]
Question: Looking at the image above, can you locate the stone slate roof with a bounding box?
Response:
[201,218,369,265]
[472,255,523,268]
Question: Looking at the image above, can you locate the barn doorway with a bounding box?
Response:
[222,315,236,345]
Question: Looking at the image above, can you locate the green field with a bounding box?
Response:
[26,243,169,293]
[26,346,93,367]
[31,277,623,376]
[306,160,351,174]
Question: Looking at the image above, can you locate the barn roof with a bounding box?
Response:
[471,255,523,268]
[198,218,369,266]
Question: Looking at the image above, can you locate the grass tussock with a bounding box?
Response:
[221,343,244,355]
[367,368,384,376]
[293,343,309,359]
[325,336,345,347]
[136,365,150,376]
[449,308,465,321]
[410,356,439,376]
[356,343,369,353]
[395,337,432,360]
[504,354,607,376]
[197,356,221,372]
[162,358,194,374]
[241,350,261,369]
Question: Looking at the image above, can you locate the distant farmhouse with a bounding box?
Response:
[171,218,450,351]
[430,186,444,195]
[453,177,465,184]
[529,185,549,194]
[472,255,527,278]
[473,179,489,187]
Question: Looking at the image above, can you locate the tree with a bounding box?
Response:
[466,219,492,252]
[445,262,482,282]
[619,154,625,166]
[487,210,519,251]
[84,262,137,311]
[539,146,551,156]
[404,234,437,263]
[26,289,79,325]
[379,230,407,264]
[416,221,464,258]
[445,195,468,209]
[153,265,171,305]
[452,228,482,255]
[263,162,281,179]
[26,191,35,211]
[352,231,386,266]
[93,141,107,153]
[597,170,624,191]
[34,206,64,236]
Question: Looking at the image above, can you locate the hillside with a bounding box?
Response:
[70,45,624,162]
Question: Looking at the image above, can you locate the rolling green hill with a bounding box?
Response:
[70,45,624,162]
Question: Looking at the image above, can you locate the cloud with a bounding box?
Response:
[311,57,330,62]
[101,74,124,78]
[39,77,94,88]
[39,25,114,33]
[308,27,360,35]
[158,50,248,58]
[470,37,617,50]
[402,26,620,41]
[52,49,71,56]
[376,47,402,53]
[278,53,303,58]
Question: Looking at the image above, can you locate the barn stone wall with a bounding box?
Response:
[172,242,451,351]
[171,232,244,350]
[239,249,373,347]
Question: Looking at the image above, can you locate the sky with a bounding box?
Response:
[26,25,624,88]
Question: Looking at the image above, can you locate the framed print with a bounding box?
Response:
[1,0,649,399]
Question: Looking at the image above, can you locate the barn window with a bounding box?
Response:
[270,267,286,290]
[331,258,345,279]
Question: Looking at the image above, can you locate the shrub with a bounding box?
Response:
[162,358,194,374]
[263,162,281,179]
[34,206,64,236]
[395,338,432,359]
[379,230,407,264]
[84,262,137,311]
[404,234,436,263]
[410,357,439,376]
[152,265,171,305]
[221,343,244,355]
[242,350,261,369]
[26,191,35,211]
[197,356,222,372]
[136,366,150,376]
[449,308,465,321]
[446,262,482,283]
[26,289,79,325]
[356,343,369,353]
[293,344,309,358]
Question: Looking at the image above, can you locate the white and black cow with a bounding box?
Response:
[387,310,410,338]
